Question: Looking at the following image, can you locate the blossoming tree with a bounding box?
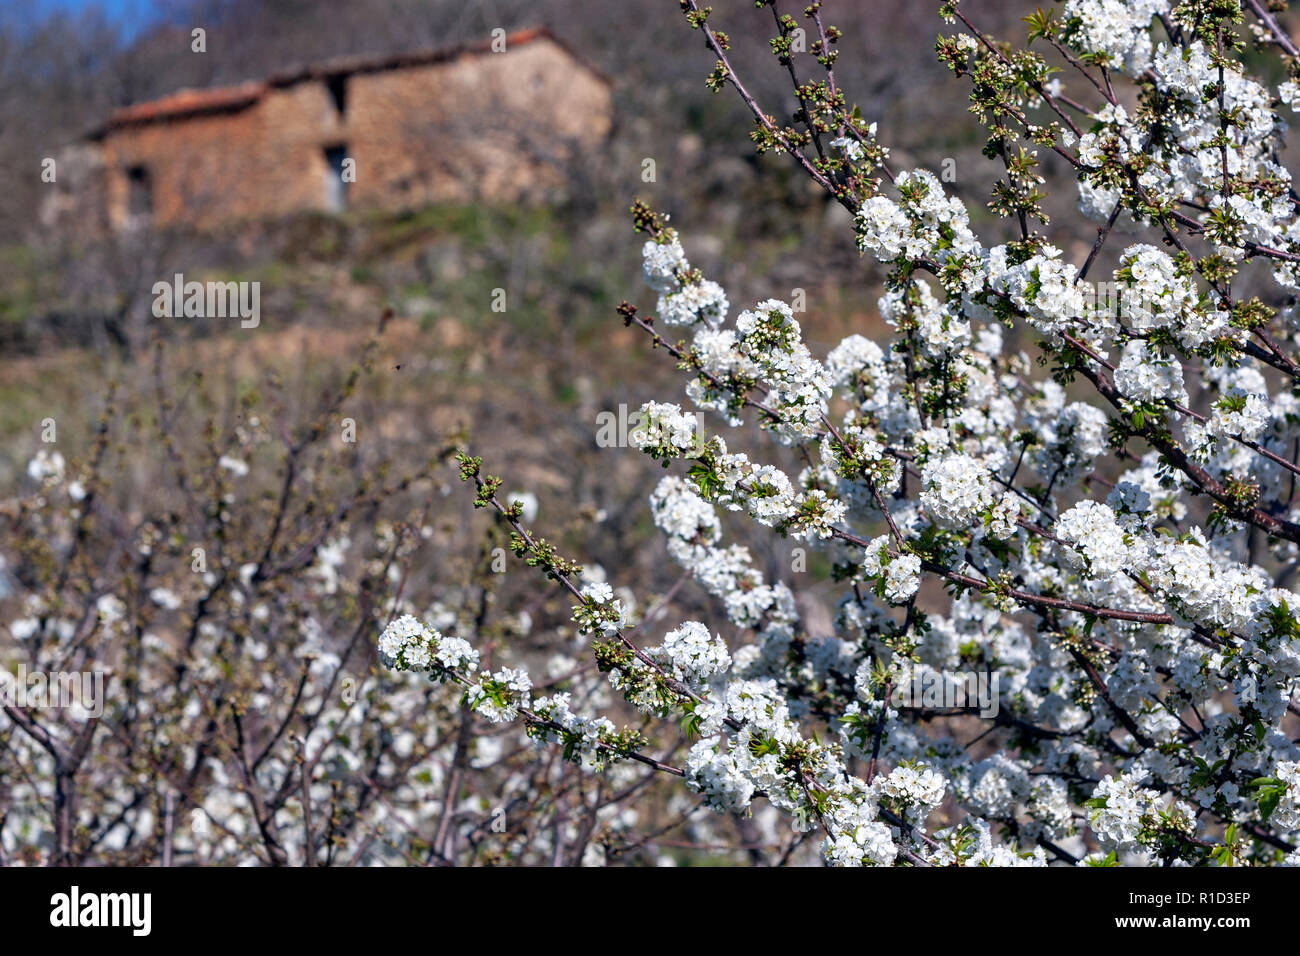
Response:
[2,330,643,866]
[374,0,1300,867]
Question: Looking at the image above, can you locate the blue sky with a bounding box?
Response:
[22,0,167,38]
[30,0,161,16]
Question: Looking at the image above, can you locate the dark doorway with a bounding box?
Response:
[324,145,349,211]
[126,165,152,218]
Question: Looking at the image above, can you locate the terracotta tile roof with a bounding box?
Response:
[95,26,588,135]
[267,26,556,87]
[105,80,267,128]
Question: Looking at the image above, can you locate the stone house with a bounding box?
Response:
[45,28,611,231]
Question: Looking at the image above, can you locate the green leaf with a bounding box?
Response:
[1259,787,1283,822]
